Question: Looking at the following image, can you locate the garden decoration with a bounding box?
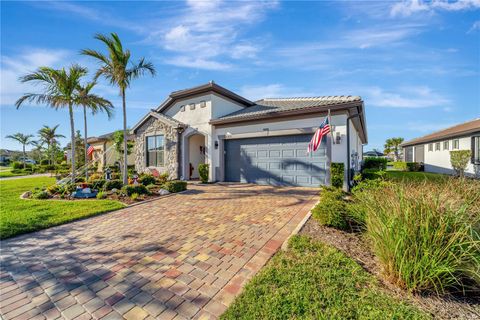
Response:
[132,173,139,185]
[105,168,112,180]
[72,183,98,198]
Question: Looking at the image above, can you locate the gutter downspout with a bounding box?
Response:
[346,109,363,192]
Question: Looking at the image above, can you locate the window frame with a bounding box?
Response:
[145,134,165,167]
[472,136,480,165]
[189,103,195,110]
[453,139,460,149]
[428,143,433,152]
[180,105,185,112]
[435,142,440,151]
[443,140,449,150]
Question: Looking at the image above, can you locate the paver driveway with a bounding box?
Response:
[1,183,317,320]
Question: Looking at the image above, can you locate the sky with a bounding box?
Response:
[1,0,479,152]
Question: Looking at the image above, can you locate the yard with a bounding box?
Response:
[0,166,28,178]
[0,176,124,239]
[222,235,427,319]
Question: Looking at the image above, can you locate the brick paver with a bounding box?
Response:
[0,183,316,319]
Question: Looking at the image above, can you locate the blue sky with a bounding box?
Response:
[1,0,479,151]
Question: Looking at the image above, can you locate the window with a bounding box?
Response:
[428,143,433,151]
[473,136,480,164]
[189,103,195,110]
[180,105,185,112]
[146,135,164,167]
[443,140,449,150]
[435,142,440,151]
[200,100,206,108]
[453,139,459,149]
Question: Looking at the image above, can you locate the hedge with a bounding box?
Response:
[363,157,387,170]
[163,180,187,193]
[330,163,344,188]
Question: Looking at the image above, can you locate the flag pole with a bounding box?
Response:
[328,109,335,144]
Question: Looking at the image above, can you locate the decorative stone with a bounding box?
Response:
[158,189,170,196]
[134,116,181,180]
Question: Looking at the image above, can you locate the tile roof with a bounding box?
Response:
[401,118,480,147]
[214,96,362,121]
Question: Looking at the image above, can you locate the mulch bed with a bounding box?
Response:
[299,218,480,319]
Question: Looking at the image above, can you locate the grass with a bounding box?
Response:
[354,178,480,294]
[0,167,29,178]
[0,177,125,239]
[222,235,428,320]
[385,171,448,182]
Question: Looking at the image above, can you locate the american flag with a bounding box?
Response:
[307,116,330,153]
[86,144,95,157]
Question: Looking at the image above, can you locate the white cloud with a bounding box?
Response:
[365,86,450,108]
[468,20,480,33]
[239,84,314,101]
[0,49,71,106]
[406,121,456,132]
[146,0,277,69]
[391,0,480,17]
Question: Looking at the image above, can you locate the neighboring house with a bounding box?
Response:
[0,150,13,165]
[131,82,367,188]
[363,150,385,158]
[401,119,480,176]
[87,131,135,171]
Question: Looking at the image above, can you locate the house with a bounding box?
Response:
[401,119,480,176]
[87,131,135,171]
[131,82,367,188]
[363,150,385,158]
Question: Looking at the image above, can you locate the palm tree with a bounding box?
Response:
[5,133,34,168]
[82,33,155,184]
[15,65,111,181]
[77,81,114,180]
[38,125,65,165]
[30,140,46,163]
[384,137,405,161]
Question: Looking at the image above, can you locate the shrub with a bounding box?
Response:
[352,179,392,194]
[406,162,421,172]
[355,180,480,294]
[330,162,344,188]
[64,182,77,193]
[140,174,156,186]
[312,187,348,230]
[361,169,386,181]
[46,184,60,195]
[90,179,106,190]
[88,173,103,182]
[163,180,187,193]
[363,157,387,170]
[392,161,408,171]
[130,193,140,201]
[96,191,107,199]
[40,159,49,165]
[12,162,23,170]
[157,172,169,184]
[450,150,471,177]
[146,184,157,192]
[31,190,49,199]
[104,179,123,191]
[123,184,149,196]
[198,164,209,183]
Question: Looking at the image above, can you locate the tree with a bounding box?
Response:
[77,81,114,180]
[450,150,471,178]
[30,140,46,163]
[16,65,111,181]
[38,125,65,165]
[82,33,155,184]
[384,137,404,161]
[112,130,133,170]
[5,133,34,168]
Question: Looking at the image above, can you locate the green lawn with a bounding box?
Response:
[222,235,428,320]
[0,167,28,178]
[0,177,125,239]
[385,171,448,182]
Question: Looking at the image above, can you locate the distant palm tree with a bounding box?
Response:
[5,133,34,169]
[384,137,405,161]
[82,32,156,184]
[77,81,114,180]
[16,65,112,181]
[38,125,65,165]
[30,140,46,163]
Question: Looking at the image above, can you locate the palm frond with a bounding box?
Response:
[127,58,156,81]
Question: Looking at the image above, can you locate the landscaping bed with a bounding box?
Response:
[25,173,188,205]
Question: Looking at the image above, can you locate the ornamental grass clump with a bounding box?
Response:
[356,179,480,294]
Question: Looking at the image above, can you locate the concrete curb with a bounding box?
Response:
[281,200,320,251]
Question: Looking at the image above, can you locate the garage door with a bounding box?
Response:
[224,134,328,187]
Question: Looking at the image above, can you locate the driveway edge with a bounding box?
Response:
[280,200,320,251]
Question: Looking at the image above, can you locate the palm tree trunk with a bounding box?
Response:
[48,142,52,165]
[122,88,128,185]
[69,103,76,182]
[83,106,88,181]
[22,144,26,169]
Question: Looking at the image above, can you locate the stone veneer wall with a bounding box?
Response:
[134,117,180,179]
